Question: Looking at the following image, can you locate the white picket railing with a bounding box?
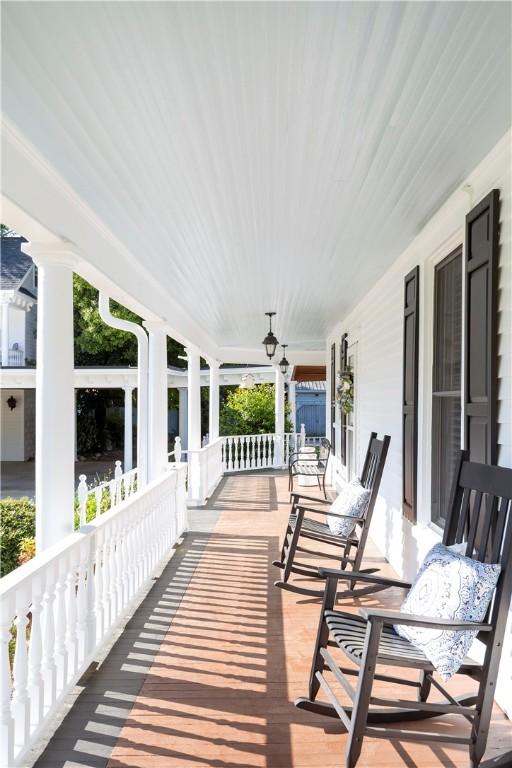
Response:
[7,348,24,366]
[0,463,188,767]
[187,436,224,507]
[222,433,300,473]
[76,461,138,527]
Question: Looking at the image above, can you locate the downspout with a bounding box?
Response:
[98,293,149,486]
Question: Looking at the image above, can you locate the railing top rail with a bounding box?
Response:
[0,463,188,598]
[222,432,299,439]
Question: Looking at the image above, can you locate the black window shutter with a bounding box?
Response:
[330,343,336,454]
[464,189,500,465]
[402,266,419,523]
[339,334,348,465]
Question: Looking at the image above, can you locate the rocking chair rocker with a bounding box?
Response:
[273,432,390,597]
[295,452,512,768]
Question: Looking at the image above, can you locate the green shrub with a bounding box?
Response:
[18,536,36,565]
[0,498,35,577]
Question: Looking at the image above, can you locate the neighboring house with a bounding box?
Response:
[0,236,37,366]
[295,381,325,437]
[0,236,37,460]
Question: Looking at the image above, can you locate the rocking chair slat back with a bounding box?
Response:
[442,452,512,652]
[354,433,391,571]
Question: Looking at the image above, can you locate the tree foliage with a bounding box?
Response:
[219,384,292,436]
[73,274,186,367]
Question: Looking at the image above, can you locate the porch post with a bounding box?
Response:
[186,346,201,451]
[288,379,297,433]
[178,387,188,449]
[123,385,133,472]
[144,321,169,480]
[207,358,221,442]
[25,243,78,552]
[1,301,9,366]
[274,365,285,466]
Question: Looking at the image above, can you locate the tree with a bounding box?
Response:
[73,274,186,367]
[219,383,292,436]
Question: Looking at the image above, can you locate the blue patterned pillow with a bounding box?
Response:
[327,478,370,537]
[394,543,500,680]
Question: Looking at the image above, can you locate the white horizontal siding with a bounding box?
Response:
[326,129,512,714]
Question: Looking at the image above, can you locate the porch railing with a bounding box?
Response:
[222,432,300,473]
[7,348,24,366]
[76,461,138,526]
[0,463,188,767]
[187,436,224,507]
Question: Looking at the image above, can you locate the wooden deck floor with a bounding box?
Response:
[34,471,512,768]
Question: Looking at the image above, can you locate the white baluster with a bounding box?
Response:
[41,569,56,713]
[248,436,253,469]
[114,460,123,503]
[0,609,14,768]
[94,485,102,519]
[174,436,182,463]
[76,548,87,664]
[77,475,88,528]
[109,478,117,509]
[242,436,247,469]
[27,579,44,732]
[108,522,118,622]
[300,423,306,448]
[12,591,30,751]
[53,560,68,695]
[65,563,78,681]
[101,534,111,631]
[94,535,104,643]
[85,537,96,656]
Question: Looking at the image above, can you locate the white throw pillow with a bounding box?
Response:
[327,478,371,537]
[394,543,500,681]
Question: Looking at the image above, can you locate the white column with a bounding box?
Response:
[123,385,133,471]
[274,365,285,466]
[178,387,188,449]
[288,379,297,433]
[25,244,78,552]
[186,346,201,451]
[144,321,169,481]
[1,302,9,366]
[207,358,221,442]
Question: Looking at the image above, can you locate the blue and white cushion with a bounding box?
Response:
[327,478,370,537]
[394,543,500,680]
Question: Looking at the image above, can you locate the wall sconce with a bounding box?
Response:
[7,396,17,411]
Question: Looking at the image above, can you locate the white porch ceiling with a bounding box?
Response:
[1,2,510,361]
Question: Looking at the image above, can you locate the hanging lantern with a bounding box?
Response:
[279,345,289,375]
[262,312,279,359]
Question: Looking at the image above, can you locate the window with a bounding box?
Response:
[431,247,462,527]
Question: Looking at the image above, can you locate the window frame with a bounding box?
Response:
[430,246,463,528]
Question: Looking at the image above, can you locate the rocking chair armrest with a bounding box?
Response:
[359,607,493,632]
[290,493,331,505]
[318,568,411,589]
[297,505,363,521]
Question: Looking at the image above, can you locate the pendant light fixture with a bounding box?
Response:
[262,312,279,359]
[279,344,289,375]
